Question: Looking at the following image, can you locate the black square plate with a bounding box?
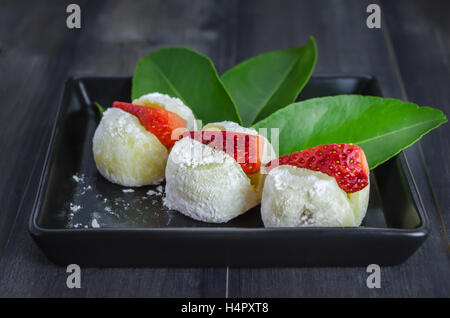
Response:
[29,75,430,267]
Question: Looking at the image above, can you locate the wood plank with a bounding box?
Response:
[380,0,450,235]
[0,0,230,297]
[0,0,88,259]
[226,0,450,297]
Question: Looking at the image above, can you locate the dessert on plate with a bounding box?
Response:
[164,122,276,223]
[261,143,370,227]
[91,93,371,227]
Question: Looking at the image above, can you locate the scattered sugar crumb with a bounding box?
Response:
[146,190,161,196]
[67,174,172,228]
[72,174,84,183]
[70,203,81,212]
[80,185,92,195]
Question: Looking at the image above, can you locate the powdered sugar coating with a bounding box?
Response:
[133,92,197,131]
[261,165,369,227]
[164,137,259,223]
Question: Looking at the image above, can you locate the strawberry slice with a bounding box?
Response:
[181,131,261,174]
[113,101,187,149]
[267,143,369,193]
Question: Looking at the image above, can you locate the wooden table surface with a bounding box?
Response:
[0,0,448,297]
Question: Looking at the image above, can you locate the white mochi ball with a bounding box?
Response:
[261,165,370,227]
[92,108,168,186]
[164,137,259,223]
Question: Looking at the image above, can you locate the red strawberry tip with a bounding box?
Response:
[267,143,369,193]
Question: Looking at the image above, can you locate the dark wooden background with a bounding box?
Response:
[0,0,448,297]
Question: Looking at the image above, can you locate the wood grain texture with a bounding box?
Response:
[0,0,448,297]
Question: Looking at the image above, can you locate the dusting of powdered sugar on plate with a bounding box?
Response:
[66,173,174,228]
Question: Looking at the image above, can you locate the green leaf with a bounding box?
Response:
[221,36,317,126]
[132,47,241,124]
[93,102,105,115]
[252,95,447,169]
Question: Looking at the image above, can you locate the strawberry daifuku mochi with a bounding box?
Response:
[202,121,277,197]
[261,143,370,227]
[92,94,193,187]
[164,123,276,223]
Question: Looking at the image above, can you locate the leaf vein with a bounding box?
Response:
[354,119,443,146]
[250,55,299,124]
